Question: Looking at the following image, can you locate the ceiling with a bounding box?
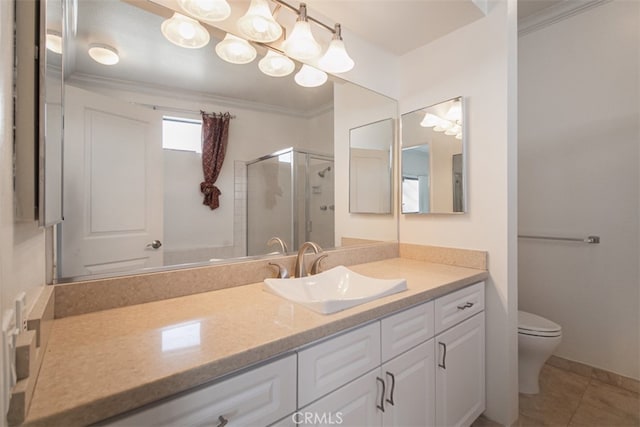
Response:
[66,0,565,114]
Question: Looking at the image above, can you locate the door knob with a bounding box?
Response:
[146,240,162,249]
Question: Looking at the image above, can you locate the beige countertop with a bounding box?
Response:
[25,258,488,426]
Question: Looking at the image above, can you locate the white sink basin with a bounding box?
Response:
[263,265,407,314]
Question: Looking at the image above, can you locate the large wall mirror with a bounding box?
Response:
[48,0,397,281]
[349,119,393,214]
[401,97,466,214]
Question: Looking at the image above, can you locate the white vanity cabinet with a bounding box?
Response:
[103,354,296,427]
[435,283,486,427]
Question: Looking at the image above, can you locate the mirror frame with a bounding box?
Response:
[400,96,467,215]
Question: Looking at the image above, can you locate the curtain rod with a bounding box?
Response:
[133,102,236,119]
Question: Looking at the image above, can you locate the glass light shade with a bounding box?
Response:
[294,64,327,88]
[445,124,461,136]
[237,0,282,42]
[178,0,231,23]
[283,21,321,60]
[455,133,463,140]
[161,13,210,49]
[215,34,257,64]
[88,44,119,65]
[318,38,354,73]
[420,113,439,128]
[46,31,62,54]
[258,50,295,77]
[445,101,462,122]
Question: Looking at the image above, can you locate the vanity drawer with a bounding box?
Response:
[103,354,296,427]
[434,282,484,334]
[381,300,434,362]
[298,321,381,407]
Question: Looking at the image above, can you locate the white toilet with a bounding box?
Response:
[518,310,562,394]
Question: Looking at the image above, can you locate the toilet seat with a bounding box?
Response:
[518,311,562,337]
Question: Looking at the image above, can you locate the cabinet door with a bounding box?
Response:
[381,301,434,363]
[104,355,296,427]
[435,312,485,427]
[382,340,435,427]
[301,370,382,427]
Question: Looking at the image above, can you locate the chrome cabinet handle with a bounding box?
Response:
[457,302,474,310]
[385,371,396,406]
[376,376,386,412]
[146,240,162,249]
[438,342,447,369]
[216,415,228,427]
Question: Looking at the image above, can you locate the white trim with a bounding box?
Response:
[518,0,611,37]
[65,73,333,119]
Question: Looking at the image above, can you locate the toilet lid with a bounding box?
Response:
[518,310,561,333]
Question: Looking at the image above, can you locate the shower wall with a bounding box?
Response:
[518,1,639,380]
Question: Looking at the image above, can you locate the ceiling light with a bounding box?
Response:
[177,0,231,23]
[46,30,62,54]
[283,3,321,61]
[420,113,440,128]
[237,0,282,43]
[161,12,210,49]
[318,24,354,73]
[294,64,327,88]
[445,101,462,122]
[258,50,295,77]
[88,44,119,65]
[215,33,257,64]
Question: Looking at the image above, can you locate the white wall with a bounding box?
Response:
[0,2,46,422]
[334,83,399,244]
[519,0,639,380]
[398,0,518,424]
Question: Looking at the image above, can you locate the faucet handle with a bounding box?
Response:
[310,254,328,275]
[268,262,289,279]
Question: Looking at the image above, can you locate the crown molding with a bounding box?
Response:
[518,0,611,37]
[65,73,333,119]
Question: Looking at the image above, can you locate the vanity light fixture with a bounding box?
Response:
[215,33,257,64]
[294,64,327,87]
[445,100,462,123]
[161,12,210,48]
[420,113,440,128]
[258,50,295,77]
[177,0,231,23]
[46,30,62,54]
[283,3,322,61]
[318,24,354,73]
[237,0,282,43]
[88,44,119,65]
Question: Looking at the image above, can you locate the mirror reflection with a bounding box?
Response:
[349,119,393,214]
[401,97,465,214]
[55,0,397,281]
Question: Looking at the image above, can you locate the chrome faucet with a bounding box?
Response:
[295,241,323,278]
[267,237,288,254]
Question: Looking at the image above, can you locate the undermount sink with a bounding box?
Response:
[263,265,407,314]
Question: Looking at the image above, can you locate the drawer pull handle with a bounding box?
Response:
[376,376,386,412]
[438,342,447,369]
[457,302,474,310]
[385,371,396,406]
[217,415,228,427]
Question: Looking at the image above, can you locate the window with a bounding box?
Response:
[162,117,202,153]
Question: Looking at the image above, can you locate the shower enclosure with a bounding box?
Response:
[246,148,334,256]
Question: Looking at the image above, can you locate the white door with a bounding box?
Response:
[382,340,436,427]
[301,369,382,427]
[435,313,485,427]
[61,86,163,277]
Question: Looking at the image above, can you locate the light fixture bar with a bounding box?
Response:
[271,0,336,34]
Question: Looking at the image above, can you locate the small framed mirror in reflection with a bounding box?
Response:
[401,97,466,214]
[349,118,394,214]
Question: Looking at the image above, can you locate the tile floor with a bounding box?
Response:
[473,363,640,426]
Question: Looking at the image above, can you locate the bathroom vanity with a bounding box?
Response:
[23,257,488,426]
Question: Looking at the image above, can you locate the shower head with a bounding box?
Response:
[318,166,332,178]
